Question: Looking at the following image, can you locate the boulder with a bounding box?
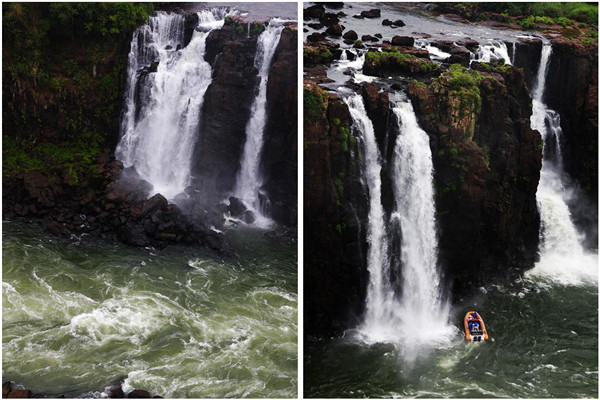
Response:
[325,24,344,37]
[305,4,325,19]
[391,36,414,47]
[127,390,151,399]
[342,30,358,41]
[360,9,381,18]
[361,35,379,42]
[319,12,340,27]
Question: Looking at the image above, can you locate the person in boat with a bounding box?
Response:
[468,312,479,331]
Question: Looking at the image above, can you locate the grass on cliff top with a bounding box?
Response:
[433,64,484,114]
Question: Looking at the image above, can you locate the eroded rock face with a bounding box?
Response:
[193,26,259,204]
[304,86,368,336]
[408,66,542,296]
[262,25,299,226]
[544,38,598,239]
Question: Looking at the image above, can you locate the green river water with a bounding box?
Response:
[305,273,597,398]
[3,220,297,398]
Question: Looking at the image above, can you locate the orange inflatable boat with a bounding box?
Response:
[464,311,489,342]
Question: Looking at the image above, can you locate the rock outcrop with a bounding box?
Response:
[408,64,542,296]
[544,38,598,243]
[304,83,369,336]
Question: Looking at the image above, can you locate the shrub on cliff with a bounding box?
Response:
[304,84,328,122]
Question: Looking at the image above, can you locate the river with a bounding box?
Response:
[2,220,297,398]
[305,274,597,398]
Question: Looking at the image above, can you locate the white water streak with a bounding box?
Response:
[233,20,285,225]
[344,95,392,335]
[472,40,512,65]
[528,44,598,285]
[391,102,452,350]
[117,11,224,200]
[346,96,454,354]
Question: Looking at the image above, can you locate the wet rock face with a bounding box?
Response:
[513,38,543,90]
[408,66,542,296]
[194,26,259,202]
[544,38,598,223]
[304,87,368,336]
[262,26,298,226]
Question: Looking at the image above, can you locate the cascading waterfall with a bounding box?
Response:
[116,10,227,200]
[232,19,285,224]
[472,40,512,65]
[528,44,597,285]
[346,95,453,353]
[390,102,452,349]
[344,94,392,338]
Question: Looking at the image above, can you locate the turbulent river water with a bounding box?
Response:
[2,221,297,398]
[305,274,597,398]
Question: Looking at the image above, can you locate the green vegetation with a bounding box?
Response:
[365,50,414,66]
[475,2,597,24]
[304,85,328,122]
[3,130,104,184]
[337,126,351,152]
[3,3,153,178]
[433,64,484,115]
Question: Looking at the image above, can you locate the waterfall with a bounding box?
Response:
[528,44,597,285]
[472,40,512,65]
[391,102,452,349]
[116,10,226,200]
[344,94,392,336]
[232,19,285,224]
[346,95,453,353]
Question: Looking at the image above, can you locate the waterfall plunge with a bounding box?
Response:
[117,10,225,200]
[528,45,597,285]
[345,95,453,356]
[233,20,285,226]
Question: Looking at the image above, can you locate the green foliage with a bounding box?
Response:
[418,59,440,73]
[250,23,265,36]
[365,50,414,67]
[304,85,328,122]
[582,37,597,45]
[481,145,490,169]
[556,17,574,27]
[332,118,341,126]
[411,79,427,89]
[434,64,483,114]
[519,16,535,29]
[475,2,597,24]
[333,177,344,195]
[3,130,104,183]
[534,15,554,25]
[354,39,363,47]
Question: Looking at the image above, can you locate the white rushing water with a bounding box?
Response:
[233,19,285,225]
[472,40,512,65]
[117,10,226,200]
[346,96,453,355]
[344,94,392,337]
[391,102,453,350]
[528,44,598,285]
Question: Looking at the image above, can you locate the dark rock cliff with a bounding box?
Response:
[544,38,598,245]
[408,65,542,296]
[192,24,260,203]
[262,25,299,226]
[304,83,369,336]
